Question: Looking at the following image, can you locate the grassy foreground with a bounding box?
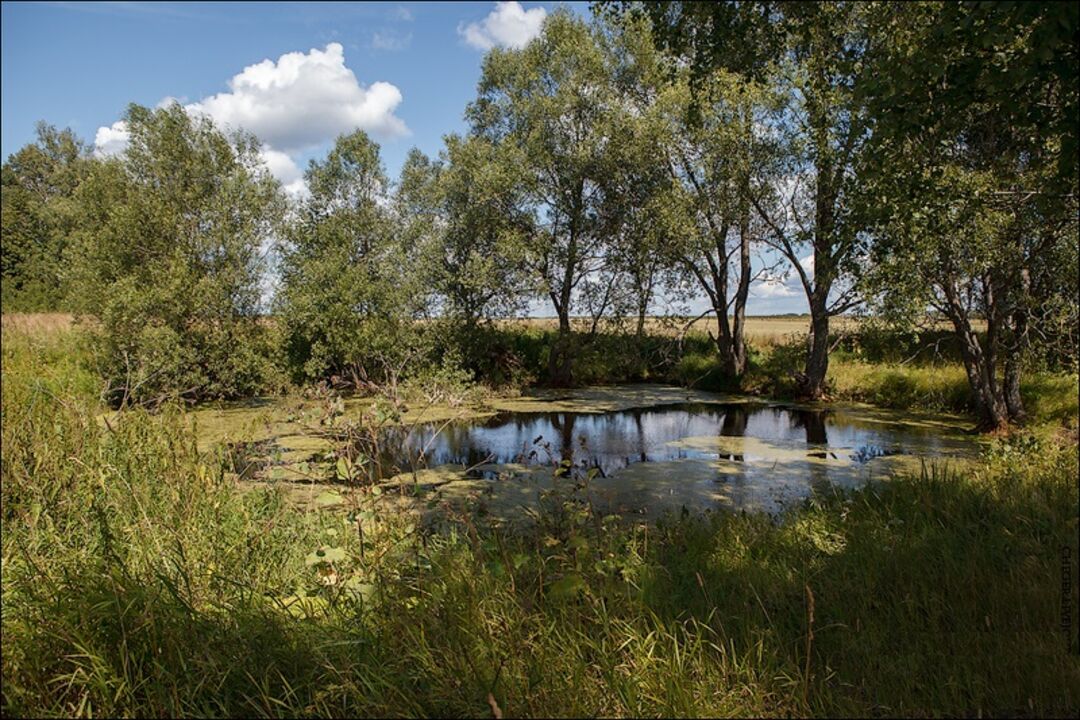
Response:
[3,322,1079,717]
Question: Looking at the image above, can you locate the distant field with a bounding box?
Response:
[1,312,970,346]
[0,312,75,335]
[506,314,854,344]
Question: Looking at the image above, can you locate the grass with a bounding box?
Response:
[3,317,1079,717]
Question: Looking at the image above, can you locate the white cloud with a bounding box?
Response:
[458,2,546,51]
[93,42,407,195]
[94,120,130,157]
[260,148,308,198]
[751,277,798,299]
[185,42,408,152]
[371,29,412,51]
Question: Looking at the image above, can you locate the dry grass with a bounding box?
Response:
[0,312,75,335]
[503,315,849,347]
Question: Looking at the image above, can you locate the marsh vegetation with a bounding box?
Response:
[2,2,1078,718]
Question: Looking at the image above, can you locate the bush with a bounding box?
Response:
[67,104,284,405]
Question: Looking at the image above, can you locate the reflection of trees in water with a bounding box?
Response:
[790,410,829,454]
[790,409,833,491]
[632,408,648,463]
[551,412,577,466]
[718,407,748,461]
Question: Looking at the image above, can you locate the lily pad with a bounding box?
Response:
[305,545,347,566]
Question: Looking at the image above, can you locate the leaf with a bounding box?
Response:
[305,545,347,566]
[567,535,589,552]
[344,576,376,600]
[548,573,587,601]
[315,491,344,507]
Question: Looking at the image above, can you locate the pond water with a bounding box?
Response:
[192,385,980,519]
[371,399,979,518]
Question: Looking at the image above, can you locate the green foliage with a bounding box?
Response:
[3,324,1078,717]
[468,10,636,384]
[398,136,532,330]
[66,104,284,405]
[858,1,1079,426]
[276,130,418,384]
[1,123,90,311]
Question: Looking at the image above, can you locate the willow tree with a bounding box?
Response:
[860,1,1078,429]
[276,130,415,385]
[658,70,781,377]
[69,104,283,404]
[1,123,91,311]
[467,10,623,386]
[608,1,881,397]
[397,135,532,331]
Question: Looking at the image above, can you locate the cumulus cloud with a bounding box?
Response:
[186,42,408,151]
[93,120,130,157]
[259,148,308,197]
[459,2,546,51]
[752,277,799,299]
[750,255,815,300]
[93,42,407,195]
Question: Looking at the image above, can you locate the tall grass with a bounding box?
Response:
[3,321,1078,717]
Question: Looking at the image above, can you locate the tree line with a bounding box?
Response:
[2,2,1076,429]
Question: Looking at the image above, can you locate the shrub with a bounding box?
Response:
[67,104,284,405]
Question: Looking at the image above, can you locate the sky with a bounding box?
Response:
[1,0,810,315]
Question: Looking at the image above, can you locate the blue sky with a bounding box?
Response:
[1,1,809,315]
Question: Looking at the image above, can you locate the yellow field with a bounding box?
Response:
[0,312,76,335]
[1,313,970,349]
[504,314,853,345]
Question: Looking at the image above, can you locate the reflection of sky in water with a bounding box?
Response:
[381,403,980,519]
[379,402,971,479]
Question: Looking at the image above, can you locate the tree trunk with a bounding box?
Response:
[942,279,1009,431]
[1003,268,1030,424]
[548,308,574,388]
[801,298,830,399]
[549,200,580,388]
[728,203,752,377]
[1004,354,1026,424]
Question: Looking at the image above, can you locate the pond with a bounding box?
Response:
[192,385,981,520]
[371,398,979,519]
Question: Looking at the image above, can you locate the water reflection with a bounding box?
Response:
[377,402,950,480]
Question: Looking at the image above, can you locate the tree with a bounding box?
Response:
[397,135,532,331]
[277,130,416,386]
[605,2,881,398]
[467,10,623,386]
[599,17,677,339]
[657,69,781,376]
[860,1,1079,429]
[1,123,90,311]
[69,104,284,404]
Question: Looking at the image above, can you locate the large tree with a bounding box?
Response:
[276,130,416,386]
[69,104,283,404]
[606,1,881,398]
[860,1,1078,429]
[397,135,532,331]
[467,9,624,386]
[657,69,780,377]
[1,123,91,311]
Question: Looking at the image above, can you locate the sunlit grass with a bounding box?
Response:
[3,316,1078,717]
